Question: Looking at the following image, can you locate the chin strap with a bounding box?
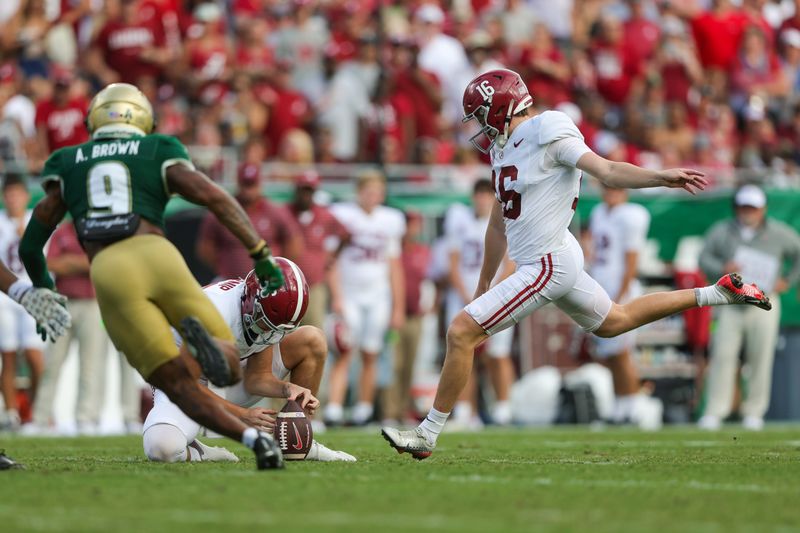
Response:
[496,98,517,150]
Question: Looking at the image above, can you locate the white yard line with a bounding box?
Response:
[425,473,780,494]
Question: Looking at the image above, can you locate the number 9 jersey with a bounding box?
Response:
[489,110,591,265]
[39,133,194,231]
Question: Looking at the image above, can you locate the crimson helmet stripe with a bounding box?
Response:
[286,259,305,323]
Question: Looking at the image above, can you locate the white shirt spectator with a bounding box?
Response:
[3,94,36,139]
[270,14,330,105]
[319,61,379,161]
[502,0,540,46]
[0,1,21,24]
[416,5,470,126]
[527,0,574,40]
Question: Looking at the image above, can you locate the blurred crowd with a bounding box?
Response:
[1,0,800,185]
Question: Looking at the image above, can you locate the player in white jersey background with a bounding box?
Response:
[0,175,45,430]
[445,179,516,426]
[142,260,355,463]
[324,171,406,426]
[383,68,772,459]
[588,186,655,426]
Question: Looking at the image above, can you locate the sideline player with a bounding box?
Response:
[588,186,653,425]
[324,171,405,426]
[143,259,355,463]
[0,227,70,430]
[0,259,67,338]
[0,176,45,429]
[445,180,516,427]
[19,83,286,469]
[382,69,771,458]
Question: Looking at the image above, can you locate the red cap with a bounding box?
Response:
[294,170,320,189]
[237,163,262,187]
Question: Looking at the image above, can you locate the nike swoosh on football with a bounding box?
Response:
[292,423,304,450]
[513,139,524,148]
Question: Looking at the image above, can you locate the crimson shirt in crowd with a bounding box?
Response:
[401,240,431,317]
[188,41,230,80]
[366,92,415,160]
[232,0,268,17]
[392,69,441,139]
[47,223,94,299]
[139,0,184,49]
[590,41,642,106]
[199,198,301,279]
[35,97,90,151]
[93,17,166,83]
[624,17,660,67]
[287,204,350,286]
[780,15,800,34]
[661,61,694,103]
[521,47,571,106]
[258,85,310,156]
[691,10,749,70]
[730,52,783,97]
[236,44,274,73]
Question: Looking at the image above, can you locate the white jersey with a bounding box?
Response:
[589,202,651,299]
[201,279,278,359]
[489,111,591,264]
[166,278,290,409]
[444,203,488,293]
[0,210,32,280]
[146,280,292,438]
[0,211,43,352]
[331,202,405,291]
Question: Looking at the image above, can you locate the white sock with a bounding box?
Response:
[241,427,258,449]
[5,409,20,428]
[613,395,635,422]
[352,402,373,424]
[492,401,512,425]
[452,401,472,423]
[694,285,729,306]
[324,403,343,423]
[419,407,450,444]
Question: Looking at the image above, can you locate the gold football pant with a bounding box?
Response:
[91,234,234,379]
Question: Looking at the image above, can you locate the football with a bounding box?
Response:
[275,400,313,460]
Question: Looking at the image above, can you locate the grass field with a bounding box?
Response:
[1,426,799,532]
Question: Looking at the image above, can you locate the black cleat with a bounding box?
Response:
[180,316,235,387]
[0,450,24,470]
[253,433,284,470]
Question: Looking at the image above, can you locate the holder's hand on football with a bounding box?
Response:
[17,287,71,342]
[285,383,320,415]
[250,240,284,295]
[241,407,277,433]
